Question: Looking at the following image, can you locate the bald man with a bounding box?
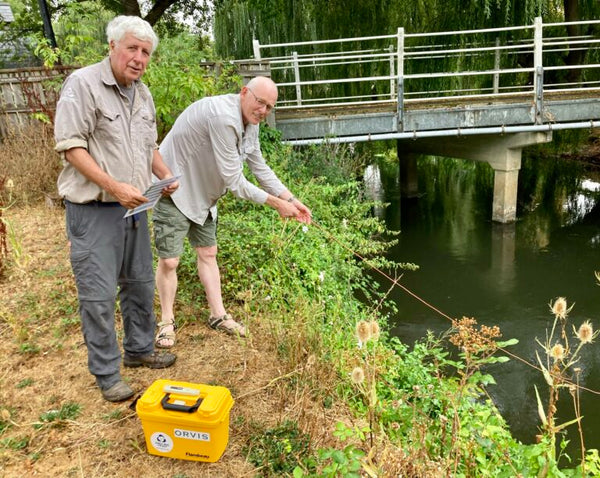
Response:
[153,77,311,347]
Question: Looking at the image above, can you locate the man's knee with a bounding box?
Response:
[158,256,180,272]
[196,245,218,263]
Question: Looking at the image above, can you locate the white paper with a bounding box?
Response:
[123,175,181,218]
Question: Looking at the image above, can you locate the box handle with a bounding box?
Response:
[163,385,200,397]
[161,393,204,413]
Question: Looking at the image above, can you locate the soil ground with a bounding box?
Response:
[0,205,348,477]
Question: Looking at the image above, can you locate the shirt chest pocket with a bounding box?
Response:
[95,107,123,144]
[240,136,257,159]
[132,113,157,154]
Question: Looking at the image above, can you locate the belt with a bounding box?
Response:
[65,200,122,207]
[66,200,140,227]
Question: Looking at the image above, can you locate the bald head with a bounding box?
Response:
[240,76,278,125]
[246,76,278,98]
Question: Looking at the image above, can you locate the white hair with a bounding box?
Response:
[106,16,159,54]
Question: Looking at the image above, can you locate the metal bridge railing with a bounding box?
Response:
[248,17,600,112]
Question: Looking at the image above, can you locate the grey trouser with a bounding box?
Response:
[65,201,156,389]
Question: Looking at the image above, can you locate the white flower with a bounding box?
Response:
[302,225,308,233]
[318,271,325,282]
[342,219,348,228]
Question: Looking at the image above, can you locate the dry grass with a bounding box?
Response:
[0,204,353,477]
[0,121,62,206]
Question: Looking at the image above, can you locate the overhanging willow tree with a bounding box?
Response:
[214,0,599,58]
[213,0,599,99]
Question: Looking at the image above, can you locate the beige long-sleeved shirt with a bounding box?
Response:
[54,58,158,203]
[159,93,286,225]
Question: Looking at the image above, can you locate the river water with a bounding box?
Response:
[369,151,600,457]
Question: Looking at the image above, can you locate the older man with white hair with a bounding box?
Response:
[54,15,178,402]
[153,77,312,348]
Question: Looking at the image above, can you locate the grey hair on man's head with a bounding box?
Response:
[106,15,159,53]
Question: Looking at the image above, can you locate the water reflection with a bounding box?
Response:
[371,154,600,458]
[363,163,385,218]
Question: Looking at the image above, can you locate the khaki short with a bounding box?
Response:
[153,196,217,258]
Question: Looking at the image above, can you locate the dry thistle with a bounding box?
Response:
[351,367,365,384]
[369,320,380,340]
[549,297,573,321]
[574,320,597,345]
[356,320,371,347]
[549,343,565,362]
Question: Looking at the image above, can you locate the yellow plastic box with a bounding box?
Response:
[136,379,234,462]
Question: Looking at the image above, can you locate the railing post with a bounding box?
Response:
[533,17,543,124]
[252,39,261,60]
[533,17,542,96]
[493,37,500,94]
[292,51,302,106]
[535,67,544,124]
[389,45,395,99]
[397,27,405,132]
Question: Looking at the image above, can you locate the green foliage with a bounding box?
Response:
[34,402,82,429]
[144,34,241,139]
[293,423,367,477]
[244,420,312,476]
[213,0,584,59]
[0,414,10,435]
[18,342,40,354]
[0,436,29,451]
[50,1,112,65]
[212,143,398,323]
[16,378,34,389]
[102,409,124,421]
[315,445,365,478]
[214,0,600,105]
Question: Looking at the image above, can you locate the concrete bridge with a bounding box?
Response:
[241,17,600,223]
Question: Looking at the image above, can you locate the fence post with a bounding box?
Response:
[397,27,404,132]
[292,51,302,106]
[252,39,261,60]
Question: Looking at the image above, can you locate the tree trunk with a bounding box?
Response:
[563,0,586,84]
[144,0,179,26]
[120,0,142,17]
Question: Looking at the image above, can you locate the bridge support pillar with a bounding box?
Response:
[491,163,520,223]
[399,132,552,223]
[398,142,419,198]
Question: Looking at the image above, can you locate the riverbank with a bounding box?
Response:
[2,134,599,476]
[0,204,356,477]
[561,130,600,164]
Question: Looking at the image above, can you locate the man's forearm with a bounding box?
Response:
[151,149,174,180]
[65,147,119,195]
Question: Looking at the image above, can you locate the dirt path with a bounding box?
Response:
[0,205,345,477]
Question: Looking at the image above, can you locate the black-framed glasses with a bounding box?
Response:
[247,87,275,112]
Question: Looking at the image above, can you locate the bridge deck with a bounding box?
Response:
[274,89,600,140]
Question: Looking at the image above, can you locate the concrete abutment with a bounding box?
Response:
[398,132,552,223]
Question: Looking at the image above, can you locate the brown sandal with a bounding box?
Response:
[208,314,247,338]
[155,320,176,349]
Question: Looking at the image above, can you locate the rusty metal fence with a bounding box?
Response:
[0,62,267,139]
[0,65,75,138]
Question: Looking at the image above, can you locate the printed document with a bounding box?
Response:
[123,175,181,218]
